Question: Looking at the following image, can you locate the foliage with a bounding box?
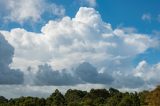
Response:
[0,86,160,106]
[46,89,66,106]
[145,86,160,106]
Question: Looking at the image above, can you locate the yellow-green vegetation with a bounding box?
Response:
[145,86,160,106]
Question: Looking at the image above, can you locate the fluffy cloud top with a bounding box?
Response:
[0,7,159,89]
[2,7,157,70]
[0,34,23,84]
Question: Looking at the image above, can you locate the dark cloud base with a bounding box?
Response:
[33,62,113,86]
[32,62,145,89]
[0,34,23,84]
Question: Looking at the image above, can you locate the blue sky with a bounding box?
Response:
[97,0,160,33]
[1,0,160,33]
[0,0,160,98]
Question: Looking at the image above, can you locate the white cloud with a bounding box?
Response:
[134,61,160,86]
[1,7,157,70]
[142,13,151,21]
[0,7,159,90]
[0,0,65,23]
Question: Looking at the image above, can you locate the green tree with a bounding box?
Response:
[91,89,110,98]
[46,89,66,106]
[82,89,110,106]
[0,96,8,104]
[106,93,122,106]
[109,88,119,96]
[131,92,140,106]
[65,89,87,106]
[118,94,133,106]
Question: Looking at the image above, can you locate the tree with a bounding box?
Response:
[106,93,122,106]
[65,89,87,105]
[139,90,149,106]
[146,86,160,106]
[131,92,140,106]
[109,88,119,96]
[0,96,8,104]
[46,89,66,106]
[118,94,133,106]
[82,89,110,106]
[1,87,160,106]
[89,89,110,99]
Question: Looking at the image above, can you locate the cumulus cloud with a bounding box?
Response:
[0,0,65,23]
[134,61,160,86]
[0,7,159,89]
[0,34,23,84]
[1,7,157,70]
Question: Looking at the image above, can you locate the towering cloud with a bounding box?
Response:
[0,7,159,89]
[1,7,157,71]
[0,34,24,84]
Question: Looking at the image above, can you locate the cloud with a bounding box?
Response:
[74,62,113,84]
[1,7,157,70]
[134,61,160,86]
[112,73,145,89]
[0,33,23,84]
[142,13,151,21]
[0,7,159,89]
[0,0,65,23]
[33,62,113,86]
[33,64,80,86]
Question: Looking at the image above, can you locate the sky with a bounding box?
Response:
[0,0,160,98]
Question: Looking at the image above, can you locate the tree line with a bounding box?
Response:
[0,86,160,106]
